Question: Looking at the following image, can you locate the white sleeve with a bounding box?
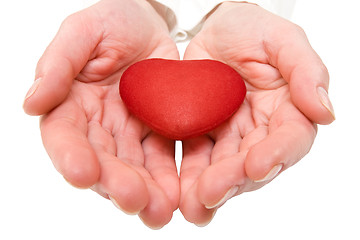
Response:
[81,0,296,42]
[153,0,225,41]
[154,0,296,42]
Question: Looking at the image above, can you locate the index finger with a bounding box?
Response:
[264,21,335,125]
[40,95,100,188]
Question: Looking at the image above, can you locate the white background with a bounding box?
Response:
[1,0,359,239]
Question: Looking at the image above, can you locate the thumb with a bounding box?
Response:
[266,24,335,125]
[23,11,101,116]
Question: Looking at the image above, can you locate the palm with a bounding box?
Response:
[179,2,318,225]
[38,0,180,229]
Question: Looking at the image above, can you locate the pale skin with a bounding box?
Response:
[23,0,334,229]
[180,2,335,225]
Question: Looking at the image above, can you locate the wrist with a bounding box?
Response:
[206,1,259,20]
[221,0,296,19]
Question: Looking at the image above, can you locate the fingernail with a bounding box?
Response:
[254,164,283,183]
[109,195,140,215]
[63,176,87,190]
[195,209,217,227]
[24,78,41,101]
[138,215,163,230]
[205,185,239,209]
[317,87,335,120]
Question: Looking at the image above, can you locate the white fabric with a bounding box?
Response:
[82,0,296,42]
[154,0,296,42]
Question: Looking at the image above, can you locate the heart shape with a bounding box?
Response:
[120,58,246,140]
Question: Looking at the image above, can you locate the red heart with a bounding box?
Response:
[120,58,246,140]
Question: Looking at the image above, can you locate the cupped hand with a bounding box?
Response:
[179,2,335,226]
[23,0,180,229]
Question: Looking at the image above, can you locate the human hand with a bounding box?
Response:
[179,2,335,226]
[23,0,180,229]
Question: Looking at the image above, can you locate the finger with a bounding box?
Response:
[142,133,179,211]
[88,122,149,215]
[265,22,335,124]
[40,97,100,188]
[98,154,150,216]
[208,100,254,164]
[107,127,175,228]
[98,154,150,215]
[195,107,259,209]
[197,152,248,209]
[183,36,213,60]
[138,182,174,230]
[245,101,317,182]
[24,10,102,116]
[179,182,216,227]
[179,136,215,226]
[114,134,174,229]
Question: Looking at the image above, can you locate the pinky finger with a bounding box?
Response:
[245,104,317,182]
[40,98,100,188]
